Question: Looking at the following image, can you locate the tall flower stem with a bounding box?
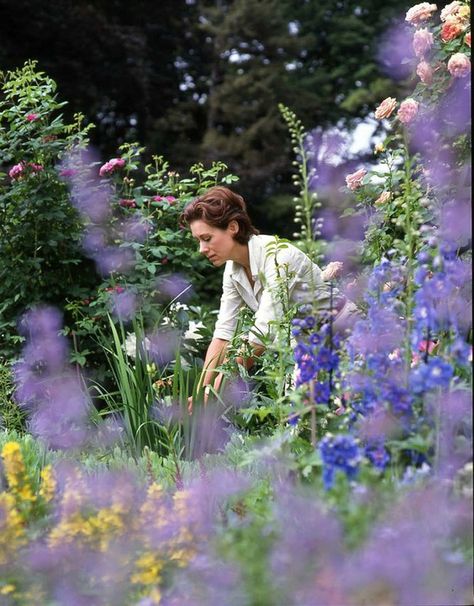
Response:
[402,130,415,369]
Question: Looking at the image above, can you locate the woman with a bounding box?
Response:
[181,186,353,399]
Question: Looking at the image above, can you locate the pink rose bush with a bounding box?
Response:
[374,97,397,120]
[447,52,471,77]
[397,98,419,124]
[8,161,44,180]
[405,3,438,25]
[413,28,434,57]
[345,168,367,191]
[99,157,126,177]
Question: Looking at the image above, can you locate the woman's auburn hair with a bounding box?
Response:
[180,186,259,244]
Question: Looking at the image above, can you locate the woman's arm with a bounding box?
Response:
[199,337,229,391]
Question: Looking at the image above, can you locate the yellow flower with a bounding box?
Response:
[374,142,385,154]
[39,465,56,503]
[131,551,164,586]
[0,584,16,595]
[0,492,26,565]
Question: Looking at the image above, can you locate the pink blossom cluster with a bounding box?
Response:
[9,161,44,180]
[99,157,126,177]
[25,112,39,122]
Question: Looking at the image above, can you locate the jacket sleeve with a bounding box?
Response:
[212,269,244,341]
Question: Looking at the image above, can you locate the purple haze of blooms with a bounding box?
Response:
[94,246,135,276]
[109,288,139,322]
[164,553,246,606]
[120,214,153,243]
[341,486,473,605]
[14,306,92,449]
[376,19,415,81]
[147,328,180,366]
[431,390,472,478]
[155,273,193,302]
[81,225,108,254]
[270,483,347,605]
[440,200,472,245]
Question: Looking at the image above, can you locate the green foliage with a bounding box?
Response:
[0,362,25,434]
[0,61,98,356]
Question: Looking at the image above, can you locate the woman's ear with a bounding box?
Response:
[228,220,239,236]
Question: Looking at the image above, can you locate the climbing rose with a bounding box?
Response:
[416,60,434,84]
[447,52,471,77]
[374,97,397,120]
[405,3,437,25]
[440,1,461,21]
[413,28,434,57]
[99,157,126,177]
[441,17,465,42]
[345,168,367,191]
[397,98,419,124]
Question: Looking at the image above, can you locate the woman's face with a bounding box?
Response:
[190,219,239,266]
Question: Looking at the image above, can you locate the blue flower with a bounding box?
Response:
[410,358,454,394]
[313,380,330,404]
[364,439,390,471]
[316,347,339,371]
[320,434,361,490]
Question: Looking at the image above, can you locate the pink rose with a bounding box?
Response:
[99,157,126,177]
[8,162,25,180]
[412,28,434,57]
[397,98,419,124]
[374,97,397,120]
[374,191,391,206]
[465,32,471,47]
[26,113,39,122]
[405,2,438,25]
[441,17,465,42]
[447,52,471,77]
[345,168,367,191]
[416,60,433,84]
[440,1,461,21]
